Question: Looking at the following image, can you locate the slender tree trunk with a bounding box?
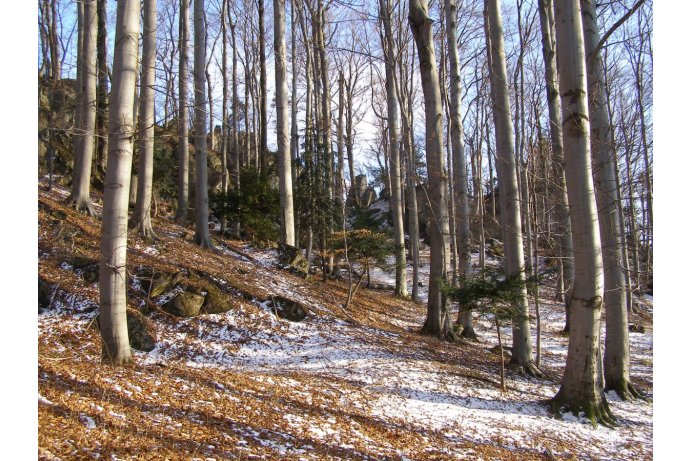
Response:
[337,71,345,209]
[581,0,639,401]
[133,0,157,239]
[380,0,408,297]
[99,0,140,365]
[275,0,296,246]
[95,0,109,175]
[485,0,537,374]
[538,0,574,329]
[69,0,97,216]
[176,0,190,221]
[258,0,268,174]
[229,8,241,237]
[221,0,229,208]
[50,0,62,79]
[445,0,474,337]
[410,0,453,338]
[550,0,614,426]
[193,0,212,248]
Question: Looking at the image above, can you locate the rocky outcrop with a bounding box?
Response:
[270,296,308,322]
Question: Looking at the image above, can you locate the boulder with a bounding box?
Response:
[190,281,234,315]
[271,296,308,322]
[39,277,52,309]
[162,292,205,317]
[277,243,308,275]
[361,187,377,208]
[137,269,184,297]
[127,310,156,352]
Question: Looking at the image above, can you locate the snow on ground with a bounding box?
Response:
[38,185,653,459]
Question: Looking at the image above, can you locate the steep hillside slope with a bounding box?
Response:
[38,180,653,460]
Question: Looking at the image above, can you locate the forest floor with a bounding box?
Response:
[38,180,653,460]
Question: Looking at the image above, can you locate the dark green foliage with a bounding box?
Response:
[349,205,389,233]
[443,267,536,324]
[152,137,177,200]
[331,229,393,273]
[210,167,280,243]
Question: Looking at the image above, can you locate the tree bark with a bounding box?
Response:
[258,0,268,174]
[380,0,408,297]
[99,0,140,365]
[95,0,109,176]
[133,0,157,239]
[445,0,474,337]
[275,0,296,246]
[484,0,537,374]
[550,0,614,426]
[537,0,574,330]
[581,0,639,401]
[176,0,190,221]
[193,0,212,248]
[410,0,453,338]
[69,0,97,216]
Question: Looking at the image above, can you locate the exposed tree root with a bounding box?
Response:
[606,378,646,401]
[65,196,96,217]
[550,392,618,428]
[509,359,545,378]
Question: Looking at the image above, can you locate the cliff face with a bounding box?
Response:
[39,77,78,182]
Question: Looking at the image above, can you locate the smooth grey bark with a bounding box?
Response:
[99,0,140,365]
[220,0,229,203]
[316,0,333,201]
[379,0,408,297]
[229,8,241,237]
[445,0,474,337]
[133,0,157,239]
[258,0,268,174]
[95,0,109,175]
[410,0,453,338]
[550,0,614,426]
[275,0,296,246]
[581,0,639,401]
[176,0,190,221]
[337,71,345,209]
[537,0,574,329]
[193,0,212,248]
[69,0,97,216]
[485,0,537,374]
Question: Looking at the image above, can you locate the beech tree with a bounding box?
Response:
[410,0,453,338]
[99,0,141,365]
[581,0,640,401]
[484,0,538,375]
[275,0,296,246]
[379,0,407,297]
[176,0,191,221]
[68,0,97,216]
[550,0,613,426]
[193,0,212,248]
[133,0,158,239]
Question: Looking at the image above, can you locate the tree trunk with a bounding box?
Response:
[69,0,97,216]
[275,0,296,246]
[445,0,474,337]
[537,0,574,330]
[176,0,190,221]
[133,0,157,239]
[581,0,639,401]
[99,0,140,365]
[95,0,109,175]
[484,0,537,374]
[380,0,408,297]
[550,0,614,426]
[410,0,453,338]
[259,0,268,174]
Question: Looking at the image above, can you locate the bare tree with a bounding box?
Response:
[68,0,97,216]
[133,0,158,239]
[410,0,453,338]
[176,0,191,221]
[99,0,141,365]
[193,0,212,248]
[485,0,539,375]
[379,0,408,297]
[581,0,640,401]
[550,0,614,426]
[275,0,296,246]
